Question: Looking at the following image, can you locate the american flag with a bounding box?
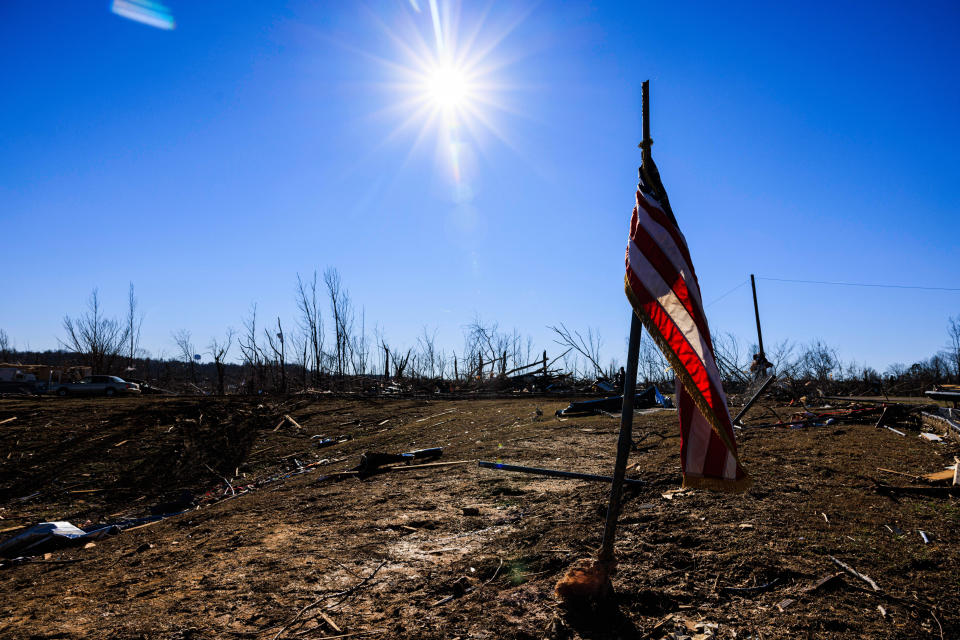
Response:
[624,162,751,491]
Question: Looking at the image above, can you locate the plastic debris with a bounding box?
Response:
[0,521,119,557]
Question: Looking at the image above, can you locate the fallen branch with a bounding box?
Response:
[721,577,782,595]
[272,560,388,639]
[828,555,879,591]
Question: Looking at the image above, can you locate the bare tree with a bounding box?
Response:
[380,337,391,379]
[947,315,960,381]
[767,339,800,378]
[464,316,516,379]
[885,362,908,380]
[711,331,749,385]
[126,282,144,369]
[392,347,412,378]
[352,307,369,375]
[418,326,439,378]
[264,317,286,393]
[637,335,669,385]
[798,339,839,384]
[549,323,604,377]
[238,304,264,394]
[927,353,950,385]
[62,289,129,374]
[296,272,324,384]
[0,329,10,362]
[172,329,197,383]
[437,349,448,380]
[324,268,355,378]
[208,328,235,396]
[289,331,308,389]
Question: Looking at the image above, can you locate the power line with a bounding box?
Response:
[705,279,749,307]
[757,276,960,293]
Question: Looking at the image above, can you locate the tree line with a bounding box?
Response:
[1,271,958,398]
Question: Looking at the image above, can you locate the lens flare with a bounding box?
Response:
[111,0,175,30]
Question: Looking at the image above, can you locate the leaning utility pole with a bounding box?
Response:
[750,274,765,362]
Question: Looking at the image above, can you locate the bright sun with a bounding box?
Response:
[366,0,525,192]
[424,63,470,111]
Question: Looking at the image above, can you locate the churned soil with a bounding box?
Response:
[0,393,957,639]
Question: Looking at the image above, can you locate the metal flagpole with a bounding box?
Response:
[598,315,642,562]
[598,80,652,563]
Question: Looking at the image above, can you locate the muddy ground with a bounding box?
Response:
[0,393,957,639]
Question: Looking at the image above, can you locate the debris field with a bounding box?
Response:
[0,394,957,639]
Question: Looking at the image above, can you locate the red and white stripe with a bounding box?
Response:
[625,172,750,491]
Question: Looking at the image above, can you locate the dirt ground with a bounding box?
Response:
[0,393,957,639]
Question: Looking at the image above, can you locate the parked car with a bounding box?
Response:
[52,376,141,397]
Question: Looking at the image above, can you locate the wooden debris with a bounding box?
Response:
[0,417,16,425]
[124,519,165,532]
[416,409,457,423]
[924,469,956,482]
[283,414,302,430]
[776,598,795,612]
[804,572,843,594]
[877,604,887,617]
[828,555,879,591]
[880,465,959,483]
[644,615,673,639]
[319,611,342,634]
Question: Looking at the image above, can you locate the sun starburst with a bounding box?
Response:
[362,0,526,199]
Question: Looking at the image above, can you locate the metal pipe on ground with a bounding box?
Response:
[477,461,644,487]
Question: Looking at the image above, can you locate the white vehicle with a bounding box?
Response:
[52,375,141,397]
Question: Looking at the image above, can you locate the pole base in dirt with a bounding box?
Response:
[554,558,617,603]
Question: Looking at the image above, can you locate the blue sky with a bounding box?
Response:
[1,1,958,371]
